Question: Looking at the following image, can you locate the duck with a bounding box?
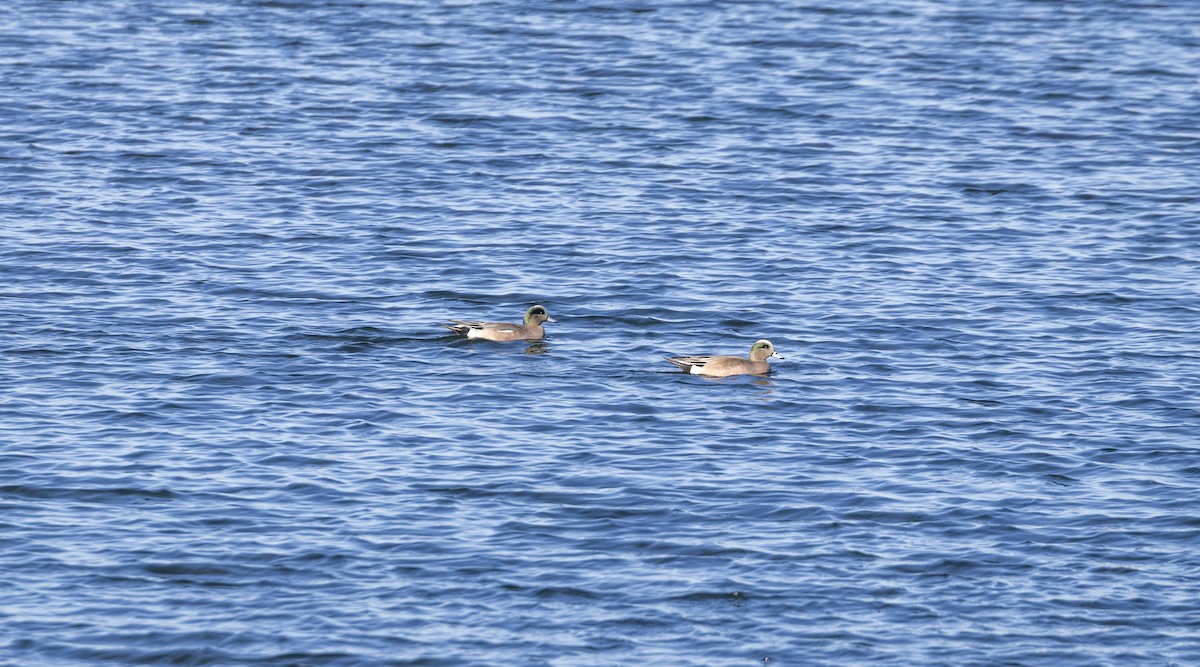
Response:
[442,305,555,341]
[665,339,782,377]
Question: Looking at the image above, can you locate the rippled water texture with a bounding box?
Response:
[3,0,1199,665]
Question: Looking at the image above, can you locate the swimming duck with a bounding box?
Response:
[443,305,556,341]
[665,339,782,377]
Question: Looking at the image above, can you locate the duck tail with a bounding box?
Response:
[664,356,692,371]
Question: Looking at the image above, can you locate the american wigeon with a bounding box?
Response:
[443,305,556,341]
[665,339,783,377]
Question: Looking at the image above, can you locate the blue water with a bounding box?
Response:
[3,1,1199,665]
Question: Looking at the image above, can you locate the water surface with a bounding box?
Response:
[2,0,1199,665]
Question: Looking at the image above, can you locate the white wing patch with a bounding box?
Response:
[466,325,517,339]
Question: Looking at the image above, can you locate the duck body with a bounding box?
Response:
[443,305,555,342]
[666,339,782,377]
